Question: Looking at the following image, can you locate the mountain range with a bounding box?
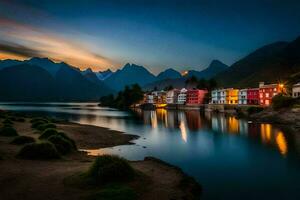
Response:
[214,37,300,87]
[0,58,112,101]
[0,35,300,101]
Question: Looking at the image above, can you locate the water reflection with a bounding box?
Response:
[0,102,299,199]
[137,109,289,157]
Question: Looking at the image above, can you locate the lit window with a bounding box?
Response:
[265,100,270,105]
[266,93,269,98]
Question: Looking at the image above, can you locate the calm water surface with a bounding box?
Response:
[0,102,299,200]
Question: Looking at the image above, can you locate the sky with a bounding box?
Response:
[1,0,300,74]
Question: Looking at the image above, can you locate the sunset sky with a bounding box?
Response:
[1,0,300,73]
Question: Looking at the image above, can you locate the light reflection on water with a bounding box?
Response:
[86,108,290,157]
[0,102,299,200]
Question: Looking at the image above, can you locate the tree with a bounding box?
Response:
[164,85,174,91]
[99,84,144,109]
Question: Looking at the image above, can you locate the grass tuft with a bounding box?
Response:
[3,118,13,125]
[10,136,35,145]
[48,135,74,155]
[0,126,18,137]
[86,155,135,185]
[36,123,56,131]
[17,142,60,160]
[86,185,137,200]
[39,128,58,139]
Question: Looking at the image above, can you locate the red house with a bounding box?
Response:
[247,88,259,105]
[259,82,285,106]
[186,89,208,105]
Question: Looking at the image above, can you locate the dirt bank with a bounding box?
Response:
[250,107,300,133]
[0,117,201,200]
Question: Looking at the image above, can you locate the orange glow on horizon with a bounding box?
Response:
[0,18,118,71]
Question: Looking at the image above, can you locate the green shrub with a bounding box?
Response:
[10,136,35,145]
[247,106,264,115]
[0,126,18,137]
[57,132,77,149]
[86,155,135,185]
[36,123,56,131]
[30,117,48,124]
[14,118,26,122]
[17,142,60,160]
[48,135,74,155]
[3,118,13,125]
[272,94,295,110]
[31,120,46,129]
[86,185,137,200]
[39,128,58,139]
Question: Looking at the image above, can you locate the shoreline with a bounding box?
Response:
[0,112,202,200]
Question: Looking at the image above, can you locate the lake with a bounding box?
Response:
[0,102,299,200]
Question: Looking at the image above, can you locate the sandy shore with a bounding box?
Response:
[0,117,201,200]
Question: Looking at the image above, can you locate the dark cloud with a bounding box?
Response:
[0,41,43,58]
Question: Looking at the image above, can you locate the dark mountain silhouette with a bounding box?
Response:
[54,63,112,100]
[96,69,113,80]
[214,37,300,87]
[0,64,56,101]
[144,78,186,91]
[0,59,113,101]
[144,60,228,90]
[0,59,22,70]
[186,60,228,79]
[156,68,182,81]
[104,63,156,91]
[82,68,101,83]
[25,57,62,76]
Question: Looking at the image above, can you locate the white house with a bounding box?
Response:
[177,88,187,104]
[211,90,219,104]
[211,89,225,104]
[146,95,154,104]
[238,89,247,105]
[219,89,226,104]
[166,89,179,104]
[292,83,300,98]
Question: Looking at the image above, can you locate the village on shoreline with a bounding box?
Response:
[140,81,300,110]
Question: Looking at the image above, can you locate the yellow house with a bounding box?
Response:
[225,88,239,104]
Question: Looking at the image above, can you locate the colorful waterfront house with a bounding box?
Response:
[238,89,247,105]
[292,82,300,98]
[211,89,222,104]
[146,94,154,104]
[177,88,188,104]
[211,90,218,104]
[259,82,285,106]
[152,90,167,104]
[247,88,259,105]
[166,89,180,104]
[186,89,208,105]
[225,88,239,104]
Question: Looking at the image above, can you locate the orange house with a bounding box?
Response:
[226,88,239,104]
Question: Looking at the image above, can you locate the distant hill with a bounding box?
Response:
[156,68,182,81]
[82,68,102,83]
[104,63,156,91]
[187,60,228,79]
[96,69,113,80]
[25,57,62,76]
[0,59,22,70]
[144,60,228,90]
[214,36,300,88]
[0,59,113,101]
[0,64,56,101]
